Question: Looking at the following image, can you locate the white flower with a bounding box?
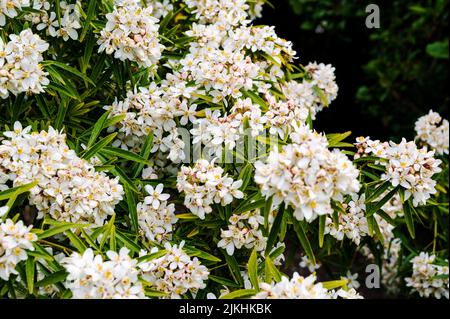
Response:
[253,273,363,299]
[0,206,8,217]
[0,122,124,226]
[299,255,320,273]
[0,28,48,99]
[343,271,360,290]
[255,124,360,222]
[0,0,30,26]
[97,0,164,69]
[415,110,449,155]
[0,219,37,281]
[177,159,243,219]
[139,241,209,298]
[144,184,170,210]
[405,252,449,299]
[218,209,267,255]
[62,247,146,299]
[137,183,177,244]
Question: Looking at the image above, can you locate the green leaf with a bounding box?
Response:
[82,132,117,160]
[232,199,266,215]
[322,279,347,290]
[42,60,96,86]
[26,258,35,294]
[265,204,284,256]
[65,230,87,253]
[0,181,38,201]
[264,255,282,283]
[79,0,97,42]
[115,230,141,253]
[39,222,89,239]
[403,200,416,239]
[222,252,243,286]
[133,132,154,178]
[247,248,259,291]
[184,246,221,262]
[365,181,391,202]
[237,163,253,191]
[124,185,138,233]
[242,90,268,111]
[366,186,400,217]
[209,275,241,288]
[35,270,67,288]
[318,215,326,248]
[100,147,150,164]
[99,214,116,249]
[263,196,273,232]
[137,250,167,263]
[219,289,257,299]
[87,111,110,148]
[426,40,449,59]
[327,131,352,147]
[292,219,316,264]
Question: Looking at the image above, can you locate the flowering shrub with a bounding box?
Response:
[0,0,448,299]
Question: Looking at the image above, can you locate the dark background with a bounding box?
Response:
[259,0,449,141]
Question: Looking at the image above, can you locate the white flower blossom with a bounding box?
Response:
[62,247,146,299]
[0,122,124,226]
[405,252,449,299]
[415,110,449,155]
[0,29,49,98]
[97,0,164,69]
[0,219,37,281]
[177,159,243,219]
[139,241,209,298]
[255,124,360,222]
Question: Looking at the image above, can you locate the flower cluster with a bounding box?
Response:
[0,0,29,26]
[24,1,82,41]
[218,209,266,256]
[98,0,164,69]
[405,252,449,299]
[0,219,37,281]
[62,247,146,299]
[415,110,449,155]
[104,83,187,162]
[253,273,363,299]
[177,159,243,219]
[137,183,178,243]
[0,28,49,98]
[255,124,360,222]
[139,242,209,298]
[191,99,267,157]
[185,0,254,27]
[0,122,124,226]
[355,136,442,206]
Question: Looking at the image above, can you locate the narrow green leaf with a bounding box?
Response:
[124,185,138,233]
[219,289,257,299]
[292,219,316,264]
[88,111,110,148]
[403,200,416,239]
[265,204,284,256]
[100,146,150,164]
[42,61,95,86]
[318,215,326,248]
[82,132,117,160]
[35,270,67,288]
[247,248,259,292]
[26,258,35,294]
